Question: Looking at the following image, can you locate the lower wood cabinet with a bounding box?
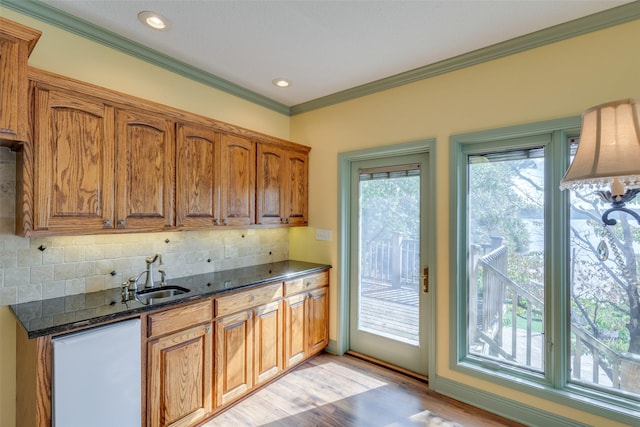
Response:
[284,271,330,369]
[307,286,330,355]
[214,309,254,406]
[148,324,213,427]
[14,269,329,427]
[214,282,283,407]
[254,300,284,385]
[146,300,213,427]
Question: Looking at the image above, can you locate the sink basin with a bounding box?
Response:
[135,285,190,304]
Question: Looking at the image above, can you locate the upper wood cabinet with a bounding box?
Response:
[15,66,310,236]
[256,143,285,224]
[256,143,309,226]
[220,133,255,226]
[0,18,40,147]
[285,149,309,225]
[28,79,175,235]
[115,108,175,231]
[176,123,221,228]
[32,85,115,233]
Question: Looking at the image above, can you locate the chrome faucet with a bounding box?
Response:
[139,253,163,289]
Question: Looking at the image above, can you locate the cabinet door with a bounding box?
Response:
[256,143,285,224]
[285,150,309,225]
[215,310,253,407]
[307,286,329,355]
[115,108,175,231]
[32,86,115,233]
[0,18,40,145]
[148,323,213,427]
[254,300,283,385]
[283,292,307,368]
[220,134,255,226]
[176,123,220,228]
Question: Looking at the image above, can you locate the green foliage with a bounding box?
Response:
[468,159,540,253]
[360,176,420,242]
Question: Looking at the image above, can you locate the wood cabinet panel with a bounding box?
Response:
[284,271,329,296]
[220,133,255,226]
[214,310,253,406]
[148,323,213,427]
[254,300,283,385]
[307,286,329,355]
[215,282,282,317]
[256,143,285,224]
[286,150,309,225]
[115,108,175,231]
[176,123,220,228]
[283,292,307,368]
[32,86,115,232]
[148,299,213,339]
[256,143,309,225]
[0,17,40,146]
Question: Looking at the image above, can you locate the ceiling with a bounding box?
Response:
[21,1,637,109]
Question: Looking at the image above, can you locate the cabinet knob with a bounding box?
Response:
[214,218,220,225]
[103,219,112,227]
[223,219,228,226]
[118,219,126,227]
[205,325,212,334]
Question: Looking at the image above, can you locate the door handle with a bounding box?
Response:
[422,267,429,293]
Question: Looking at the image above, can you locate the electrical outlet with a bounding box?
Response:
[315,229,332,241]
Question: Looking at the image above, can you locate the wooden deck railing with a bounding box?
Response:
[472,243,627,388]
[361,232,419,288]
[364,235,632,390]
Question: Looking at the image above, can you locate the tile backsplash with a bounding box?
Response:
[0,147,289,306]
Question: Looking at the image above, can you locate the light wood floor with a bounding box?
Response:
[205,353,525,427]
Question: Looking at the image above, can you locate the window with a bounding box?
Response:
[467,147,545,373]
[451,118,640,424]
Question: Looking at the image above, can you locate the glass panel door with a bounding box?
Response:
[349,153,428,374]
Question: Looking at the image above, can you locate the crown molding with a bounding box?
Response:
[2,0,639,117]
[0,0,290,115]
[290,1,640,115]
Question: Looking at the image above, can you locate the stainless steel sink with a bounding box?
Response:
[135,285,190,304]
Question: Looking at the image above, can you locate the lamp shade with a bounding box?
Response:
[560,98,640,191]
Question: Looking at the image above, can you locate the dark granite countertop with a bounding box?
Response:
[10,260,330,339]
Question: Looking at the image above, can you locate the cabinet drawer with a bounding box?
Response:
[284,271,329,296]
[215,282,282,317]
[148,299,213,338]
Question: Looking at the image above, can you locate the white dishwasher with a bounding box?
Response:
[52,318,141,427]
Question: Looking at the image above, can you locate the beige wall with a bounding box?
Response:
[2,5,639,426]
[0,8,291,427]
[289,19,640,427]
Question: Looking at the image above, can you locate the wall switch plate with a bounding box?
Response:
[224,246,238,258]
[315,229,332,241]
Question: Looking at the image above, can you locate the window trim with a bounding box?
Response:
[449,116,640,424]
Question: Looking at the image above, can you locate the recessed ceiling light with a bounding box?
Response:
[272,78,291,88]
[138,11,168,30]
